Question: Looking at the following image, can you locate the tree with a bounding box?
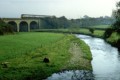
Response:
[112,1,120,35]
[104,1,120,38]
[103,28,113,39]
[83,15,90,19]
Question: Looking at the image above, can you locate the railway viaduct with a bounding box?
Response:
[2,14,54,32]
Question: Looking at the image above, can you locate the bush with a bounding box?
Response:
[0,19,13,35]
[103,28,114,39]
[89,28,94,34]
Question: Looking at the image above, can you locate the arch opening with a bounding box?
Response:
[8,21,17,32]
[19,21,28,32]
[30,21,38,30]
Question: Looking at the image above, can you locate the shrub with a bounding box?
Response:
[89,28,94,34]
[103,28,114,39]
[0,19,13,35]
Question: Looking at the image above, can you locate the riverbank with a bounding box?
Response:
[33,28,104,38]
[65,36,92,70]
[78,34,120,80]
[105,32,120,51]
[34,29,120,51]
[0,32,92,80]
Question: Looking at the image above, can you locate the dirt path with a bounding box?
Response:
[64,42,91,70]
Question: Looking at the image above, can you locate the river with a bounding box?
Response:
[46,34,120,80]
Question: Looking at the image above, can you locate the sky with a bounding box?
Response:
[0,0,119,19]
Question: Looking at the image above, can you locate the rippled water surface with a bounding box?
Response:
[77,35,120,80]
[46,35,120,80]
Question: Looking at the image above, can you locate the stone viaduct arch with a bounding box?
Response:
[2,18,39,32]
[19,21,28,32]
[8,21,17,32]
[30,21,39,30]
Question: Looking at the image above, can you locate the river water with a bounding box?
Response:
[46,34,120,80]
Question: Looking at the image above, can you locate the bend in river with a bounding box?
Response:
[46,34,120,80]
[77,35,120,80]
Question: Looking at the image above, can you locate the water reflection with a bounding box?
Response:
[46,70,94,80]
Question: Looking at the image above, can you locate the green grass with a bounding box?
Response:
[79,29,91,34]
[107,32,120,43]
[34,28,105,37]
[0,32,64,61]
[33,25,107,37]
[0,32,92,80]
[93,30,105,37]
[91,25,110,29]
[78,29,105,37]
[104,32,120,51]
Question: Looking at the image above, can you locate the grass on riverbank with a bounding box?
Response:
[0,32,92,80]
[106,32,120,42]
[33,28,105,38]
[91,25,110,29]
[32,25,109,38]
[66,36,92,70]
[106,32,120,50]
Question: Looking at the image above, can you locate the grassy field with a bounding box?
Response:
[91,25,110,29]
[0,32,65,61]
[0,32,92,80]
[33,25,107,37]
[79,29,104,36]
[77,25,108,37]
[33,28,105,38]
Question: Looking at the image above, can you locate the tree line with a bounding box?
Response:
[40,15,114,29]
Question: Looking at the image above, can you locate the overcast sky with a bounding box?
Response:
[0,0,119,19]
